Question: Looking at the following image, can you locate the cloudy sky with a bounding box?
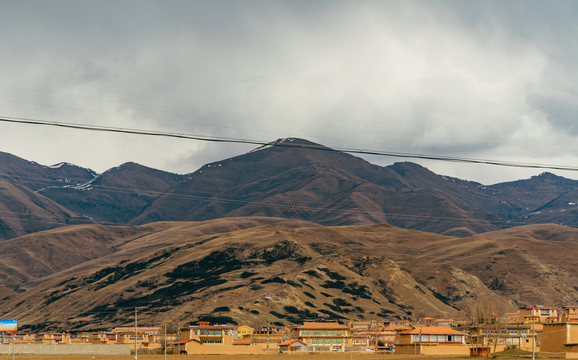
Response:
[1,0,578,184]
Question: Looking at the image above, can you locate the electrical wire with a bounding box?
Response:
[2,115,578,172]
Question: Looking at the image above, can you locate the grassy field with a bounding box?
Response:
[0,354,541,360]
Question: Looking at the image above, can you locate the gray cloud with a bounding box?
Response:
[1,0,578,184]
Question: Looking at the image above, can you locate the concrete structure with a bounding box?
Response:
[0,343,130,355]
[179,323,266,355]
[562,307,578,323]
[520,305,560,323]
[394,326,469,356]
[470,323,536,352]
[278,339,307,352]
[294,321,349,352]
[541,322,578,359]
[237,325,254,338]
[112,326,164,350]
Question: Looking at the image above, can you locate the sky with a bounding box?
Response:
[1,0,578,185]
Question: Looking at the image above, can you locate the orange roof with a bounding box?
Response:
[187,325,238,330]
[384,325,412,331]
[297,322,347,330]
[233,338,251,345]
[112,327,162,333]
[402,327,466,335]
[278,339,307,346]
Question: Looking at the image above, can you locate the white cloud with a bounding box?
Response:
[0,1,577,184]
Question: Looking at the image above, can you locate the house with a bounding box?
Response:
[562,306,578,322]
[74,331,117,344]
[179,323,265,355]
[250,329,286,349]
[38,332,71,344]
[180,323,238,345]
[294,321,349,352]
[470,323,536,353]
[384,324,412,333]
[394,326,469,356]
[506,311,521,324]
[236,325,254,338]
[540,322,578,358]
[519,306,560,323]
[112,327,163,350]
[435,318,456,328]
[278,339,307,352]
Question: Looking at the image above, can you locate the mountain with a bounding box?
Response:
[0,151,96,191]
[0,152,97,239]
[1,139,577,239]
[131,138,501,236]
[1,219,576,331]
[38,162,185,224]
[0,180,89,240]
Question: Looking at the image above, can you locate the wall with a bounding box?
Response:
[0,344,130,355]
[542,323,578,357]
[395,343,470,356]
[184,341,268,355]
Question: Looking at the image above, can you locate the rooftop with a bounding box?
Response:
[402,327,466,335]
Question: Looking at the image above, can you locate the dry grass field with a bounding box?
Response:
[0,354,537,360]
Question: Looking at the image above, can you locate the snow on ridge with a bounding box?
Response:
[249,144,273,153]
[47,162,71,169]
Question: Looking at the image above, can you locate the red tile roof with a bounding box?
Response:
[233,338,252,345]
[296,322,348,330]
[278,339,307,346]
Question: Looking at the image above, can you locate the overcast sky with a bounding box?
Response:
[1,0,578,185]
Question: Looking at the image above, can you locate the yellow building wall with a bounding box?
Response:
[237,326,254,338]
[395,343,470,356]
[184,341,267,355]
[542,323,578,356]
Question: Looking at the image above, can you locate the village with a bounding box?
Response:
[1,305,577,358]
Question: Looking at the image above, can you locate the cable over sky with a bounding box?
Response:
[1,115,578,173]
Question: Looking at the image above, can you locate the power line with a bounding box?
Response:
[2,115,578,172]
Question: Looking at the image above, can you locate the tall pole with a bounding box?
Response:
[177,322,181,355]
[532,317,535,360]
[134,307,138,360]
[164,324,167,360]
[350,334,353,360]
[418,327,422,355]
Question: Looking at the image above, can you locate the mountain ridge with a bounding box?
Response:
[0,138,577,240]
[1,219,576,331]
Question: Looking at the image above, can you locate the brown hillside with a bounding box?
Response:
[0,217,317,292]
[0,180,89,240]
[2,219,575,331]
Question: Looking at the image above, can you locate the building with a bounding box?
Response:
[470,323,536,353]
[519,306,560,323]
[74,331,117,344]
[38,332,71,344]
[294,321,349,352]
[180,323,238,345]
[394,326,469,356]
[236,325,254,338]
[278,339,307,352]
[112,327,163,350]
[179,323,265,355]
[541,322,578,358]
[562,306,578,322]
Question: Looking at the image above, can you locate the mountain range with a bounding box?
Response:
[0,138,577,330]
[1,138,577,240]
